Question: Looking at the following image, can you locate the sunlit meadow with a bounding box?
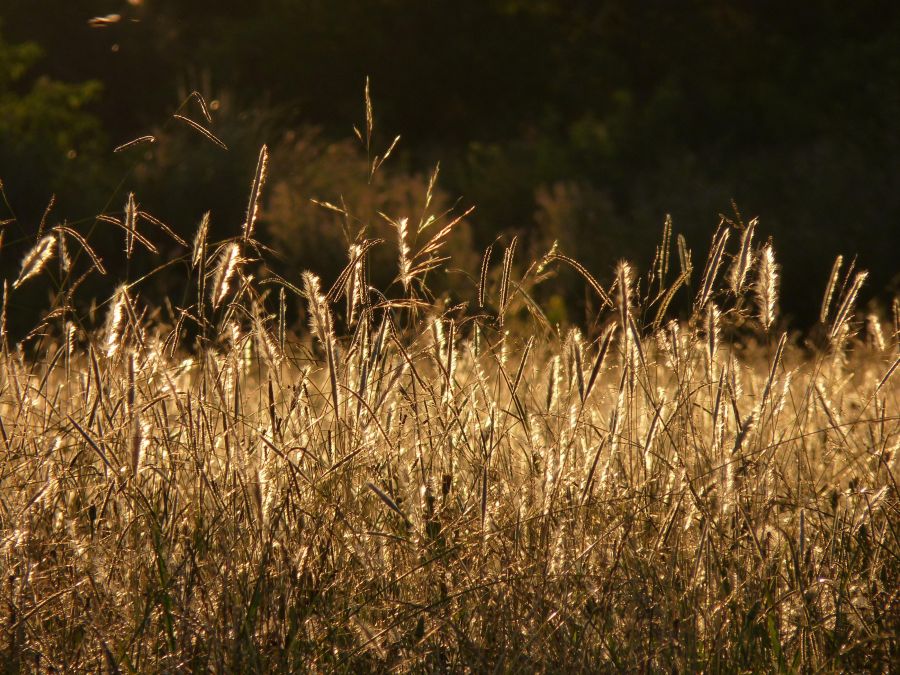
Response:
[1,92,898,672]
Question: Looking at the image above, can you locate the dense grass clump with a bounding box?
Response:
[1,132,898,672]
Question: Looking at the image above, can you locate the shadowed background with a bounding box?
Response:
[1,0,898,330]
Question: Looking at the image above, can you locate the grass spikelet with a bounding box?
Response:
[192,212,210,268]
[113,135,156,153]
[138,209,188,247]
[242,144,269,241]
[13,235,56,289]
[867,314,886,352]
[653,267,691,331]
[210,242,241,309]
[393,216,411,290]
[104,285,128,358]
[755,243,778,331]
[303,271,341,418]
[124,192,137,259]
[478,243,493,308]
[820,254,843,324]
[57,227,70,274]
[695,224,729,313]
[829,270,868,344]
[706,302,720,377]
[37,194,55,238]
[729,217,756,295]
[53,225,107,275]
[657,213,673,285]
[543,253,613,308]
[302,272,327,342]
[499,235,518,321]
[677,233,692,276]
[188,90,213,123]
[4,121,899,673]
[172,113,228,150]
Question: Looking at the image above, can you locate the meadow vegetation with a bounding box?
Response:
[1,96,899,672]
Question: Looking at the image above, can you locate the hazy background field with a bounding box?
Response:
[1,1,899,332]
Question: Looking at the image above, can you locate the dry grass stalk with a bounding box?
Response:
[13,235,55,289]
[755,243,778,331]
[1,140,897,674]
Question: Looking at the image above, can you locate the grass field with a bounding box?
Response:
[1,137,898,672]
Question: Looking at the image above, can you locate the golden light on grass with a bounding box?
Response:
[0,116,897,672]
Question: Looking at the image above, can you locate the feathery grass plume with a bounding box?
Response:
[303,271,340,418]
[706,302,720,378]
[210,242,241,309]
[867,314,886,352]
[391,216,412,291]
[695,225,729,313]
[499,235,518,321]
[653,267,691,331]
[731,410,757,457]
[419,162,440,232]
[657,213,673,286]
[104,285,128,358]
[346,243,362,324]
[546,354,560,412]
[254,314,283,369]
[302,271,328,345]
[615,260,635,379]
[124,192,137,259]
[677,233,692,277]
[192,212,210,269]
[820,255,843,324]
[13,235,56,289]
[755,243,779,331]
[477,244,494,309]
[242,145,269,241]
[829,270,868,344]
[57,227,70,275]
[37,194,55,238]
[729,217,756,295]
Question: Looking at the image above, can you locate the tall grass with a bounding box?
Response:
[0,132,898,672]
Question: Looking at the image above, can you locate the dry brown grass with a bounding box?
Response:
[1,130,898,672]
